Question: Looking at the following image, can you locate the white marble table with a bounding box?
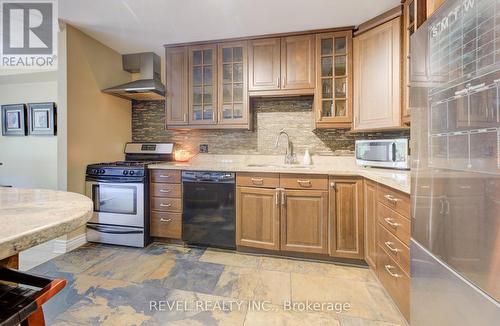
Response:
[0,188,93,262]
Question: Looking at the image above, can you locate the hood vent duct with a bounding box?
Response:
[102,52,165,101]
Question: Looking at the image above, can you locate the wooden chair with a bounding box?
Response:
[0,268,67,326]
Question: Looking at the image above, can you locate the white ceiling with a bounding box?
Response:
[59,0,400,57]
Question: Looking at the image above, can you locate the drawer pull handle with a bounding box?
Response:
[159,189,171,193]
[384,194,399,204]
[384,265,402,278]
[251,178,264,185]
[297,179,311,186]
[160,175,171,178]
[384,241,400,253]
[384,217,400,228]
[160,203,172,208]
[160,218,173,223]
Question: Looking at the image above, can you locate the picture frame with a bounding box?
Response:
[28,102,57,135]
[1,104,27,136]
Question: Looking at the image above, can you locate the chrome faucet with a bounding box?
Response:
[275,129,294,165]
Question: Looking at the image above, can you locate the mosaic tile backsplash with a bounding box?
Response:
[132,98,409,155]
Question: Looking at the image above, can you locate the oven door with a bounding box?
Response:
[85,180,144,228]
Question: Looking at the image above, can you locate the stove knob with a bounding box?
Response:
[123,170,129,175]
[129,170,135,175]
[100,169,105,174]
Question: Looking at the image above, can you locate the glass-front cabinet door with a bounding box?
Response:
[188,44,217,124]
[217,41,249,125]
[315,31,353,128]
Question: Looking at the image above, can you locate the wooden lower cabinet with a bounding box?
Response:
[236,186,280,250]
[281,189,328,254]
[375,184,411,322]
[329,177,364,259]
[376,246,410,320]
[364,179,377,268]
[150,211,182,239]
[150,169,182,240]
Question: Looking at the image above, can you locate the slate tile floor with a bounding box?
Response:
[29,243,406,326]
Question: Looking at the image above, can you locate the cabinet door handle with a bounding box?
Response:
[384,217,400,229]
[275,189,280,205]
[160,218,173,223]
[439,199,444,214]
[281,191,286,205]
[277,77,280,87]
[251,177,264,185]
[384,265,402,278]
[445,199,450,215]
[159,189,171,193]
[384,194,399,204]
[330,182,336,189]
[160,203,172,208]
[184,113,187,122]
[160,175,171,179]
[384,241,400,253]
[297,179,311,187]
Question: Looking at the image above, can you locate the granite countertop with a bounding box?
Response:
[0,188,93,261]
[149,154,411,194]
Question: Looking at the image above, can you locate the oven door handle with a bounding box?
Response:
[86,177,143,183]
[87,224,143,235]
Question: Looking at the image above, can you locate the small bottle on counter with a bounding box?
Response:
[302,149,312,165]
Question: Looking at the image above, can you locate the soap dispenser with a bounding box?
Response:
[302,149,312,165]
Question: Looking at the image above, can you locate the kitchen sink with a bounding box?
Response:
[246,163,312,169]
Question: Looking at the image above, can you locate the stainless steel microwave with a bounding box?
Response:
[355,139,410,170]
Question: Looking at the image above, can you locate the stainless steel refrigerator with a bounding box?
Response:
[410,0,500,324]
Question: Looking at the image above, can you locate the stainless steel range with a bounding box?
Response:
[85,142,175,247]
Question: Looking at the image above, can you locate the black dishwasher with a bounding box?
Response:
[182,171,236,249]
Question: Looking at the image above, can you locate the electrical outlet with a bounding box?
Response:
[199,144,209,153]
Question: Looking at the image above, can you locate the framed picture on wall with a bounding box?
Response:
[1,104,27,136]
[28,102,57,135]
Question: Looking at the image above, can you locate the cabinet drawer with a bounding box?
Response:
[151,183,182,198]
[377,184,410,218]
[237,172,279,188]
[377,223,410,274]
[377,202,410,246]
[376,248,410,321]
[280,174,328,190]
[150,170,181,183]
[150,211,181,239]
[151,197,182,212]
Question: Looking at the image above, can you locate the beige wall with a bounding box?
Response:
[0,72,58,189]
[66,25,132,195]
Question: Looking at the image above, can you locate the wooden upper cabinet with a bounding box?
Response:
[281,35,315,90]
[166,47,188,126]
[236,186,280,251]
[402,0,415,124]
[315,31,353,129]
[364,179,377,268]
[188,44,217,125]
[248,38,281,91]
[353,17,401,130]
[281,189,328,254]
[329,177,364,259]
[217,41,249,125]
[426,0,445,18]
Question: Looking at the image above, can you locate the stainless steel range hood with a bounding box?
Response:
[102,52,165,101]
